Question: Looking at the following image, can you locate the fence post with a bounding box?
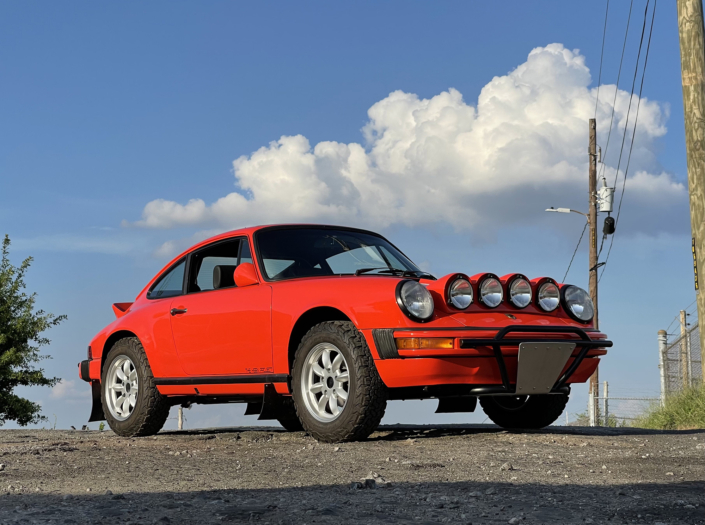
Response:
[687,325,694,387]
[658,329,668,406]
[603,381,609,426]
[681,310,691,387]
[178,406,183,430]
[588,383,594,427]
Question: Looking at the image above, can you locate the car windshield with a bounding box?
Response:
[256,227,425,281]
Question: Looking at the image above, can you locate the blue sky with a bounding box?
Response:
[0,1,695,430]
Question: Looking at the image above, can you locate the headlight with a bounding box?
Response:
[396,280,434,321]
[562,285,594,322]
[537,282,560,312]
[480,277,503,307]
[448,278,473,309]
[509,277,532,308]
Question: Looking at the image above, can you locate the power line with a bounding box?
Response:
[563,221,588,283]
[666,314,680,333]
[600,0,657,281]
[614,0,657,222]
[594,0,611,118]
[598,0,635,180]
[610,0,651,190]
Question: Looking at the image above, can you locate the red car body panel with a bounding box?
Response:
[79,224,611,405]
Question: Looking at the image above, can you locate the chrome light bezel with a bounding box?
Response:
[508,276,532,308]
[560,284,594,323]
[479,276,503,308]
[447,277,473,310]
[537,280,560,312]
[396,279,435,322]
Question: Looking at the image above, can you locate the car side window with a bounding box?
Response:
[147,259,186,299]
[239,240,253,265]
[191,239,241,292]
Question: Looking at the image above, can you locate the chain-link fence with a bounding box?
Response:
[595,393,659,426]
[662,321,703,397]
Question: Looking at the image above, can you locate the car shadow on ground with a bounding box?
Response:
[159,423,705,441]
[3,480,703,525]
[369,424,705,441]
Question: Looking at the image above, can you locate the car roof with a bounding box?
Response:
[189,223,383,254]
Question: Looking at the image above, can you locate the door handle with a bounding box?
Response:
[170,308,188,316]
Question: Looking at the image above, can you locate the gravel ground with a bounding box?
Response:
[0,425,702,525]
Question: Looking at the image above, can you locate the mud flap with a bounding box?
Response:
[244,384,294,421]
[88,381,106,422]
[435,396,477,413]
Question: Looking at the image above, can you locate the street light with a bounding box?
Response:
[545,207,588,220]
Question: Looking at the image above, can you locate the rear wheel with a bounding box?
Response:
[101,337,169,437]
[292,321,387,443]
[479,393,568,429]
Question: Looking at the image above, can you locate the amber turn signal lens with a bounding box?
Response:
[395,337,454,349]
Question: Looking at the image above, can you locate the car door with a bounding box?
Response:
[169,237,273,376]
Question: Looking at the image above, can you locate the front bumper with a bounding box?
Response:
[370,324,612,395]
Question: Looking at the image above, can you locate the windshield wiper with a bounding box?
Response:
[377,269,435,279]
[354,268,435,279]
[354,267,395,276]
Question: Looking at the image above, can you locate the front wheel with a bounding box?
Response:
[480,393,568,429]
[292,321,387,443]
[101,337,170,437]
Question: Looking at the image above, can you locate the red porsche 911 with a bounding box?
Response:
[79,224,611,442]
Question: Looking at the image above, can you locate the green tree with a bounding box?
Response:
[0,235,65,425]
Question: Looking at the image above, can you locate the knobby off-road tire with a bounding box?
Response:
[480,393,569,430]
[292,321,387,443]
[101,337,170,437]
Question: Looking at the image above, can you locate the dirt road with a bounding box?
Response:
[0,425,702,524]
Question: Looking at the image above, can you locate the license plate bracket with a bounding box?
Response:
[515,342,576,394]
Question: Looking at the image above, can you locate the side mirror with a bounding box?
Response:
[233,262,259,287]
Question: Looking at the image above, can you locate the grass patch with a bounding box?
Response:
[634,384,705,430]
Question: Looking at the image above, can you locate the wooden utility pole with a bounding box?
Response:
[588,118,600,425]
[178,406,184,430]
[678,0,705,369]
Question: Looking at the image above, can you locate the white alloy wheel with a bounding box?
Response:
[105,355,139,421]
[301,343,350,422]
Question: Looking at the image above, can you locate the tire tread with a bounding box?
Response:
[293,321,387,442]
[102,337,170,437]
[480,393,568,429]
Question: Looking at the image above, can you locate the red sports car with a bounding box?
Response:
[79,224,611,442]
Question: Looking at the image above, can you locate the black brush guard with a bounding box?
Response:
[457,325,613,396]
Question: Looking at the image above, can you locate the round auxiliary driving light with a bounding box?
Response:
[509,277,532,308]
[396,280,434,322]
[537,282,560,312]
[480,277,503,308]
[448,278,473,309]
[562,285,594,322]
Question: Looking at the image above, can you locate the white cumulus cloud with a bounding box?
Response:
[130,43,684,235]
[50,379,84,400]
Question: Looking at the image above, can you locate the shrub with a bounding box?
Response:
[634,384,705,430]
[0,235,65,425]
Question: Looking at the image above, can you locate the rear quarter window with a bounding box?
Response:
[147,259,185,299]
